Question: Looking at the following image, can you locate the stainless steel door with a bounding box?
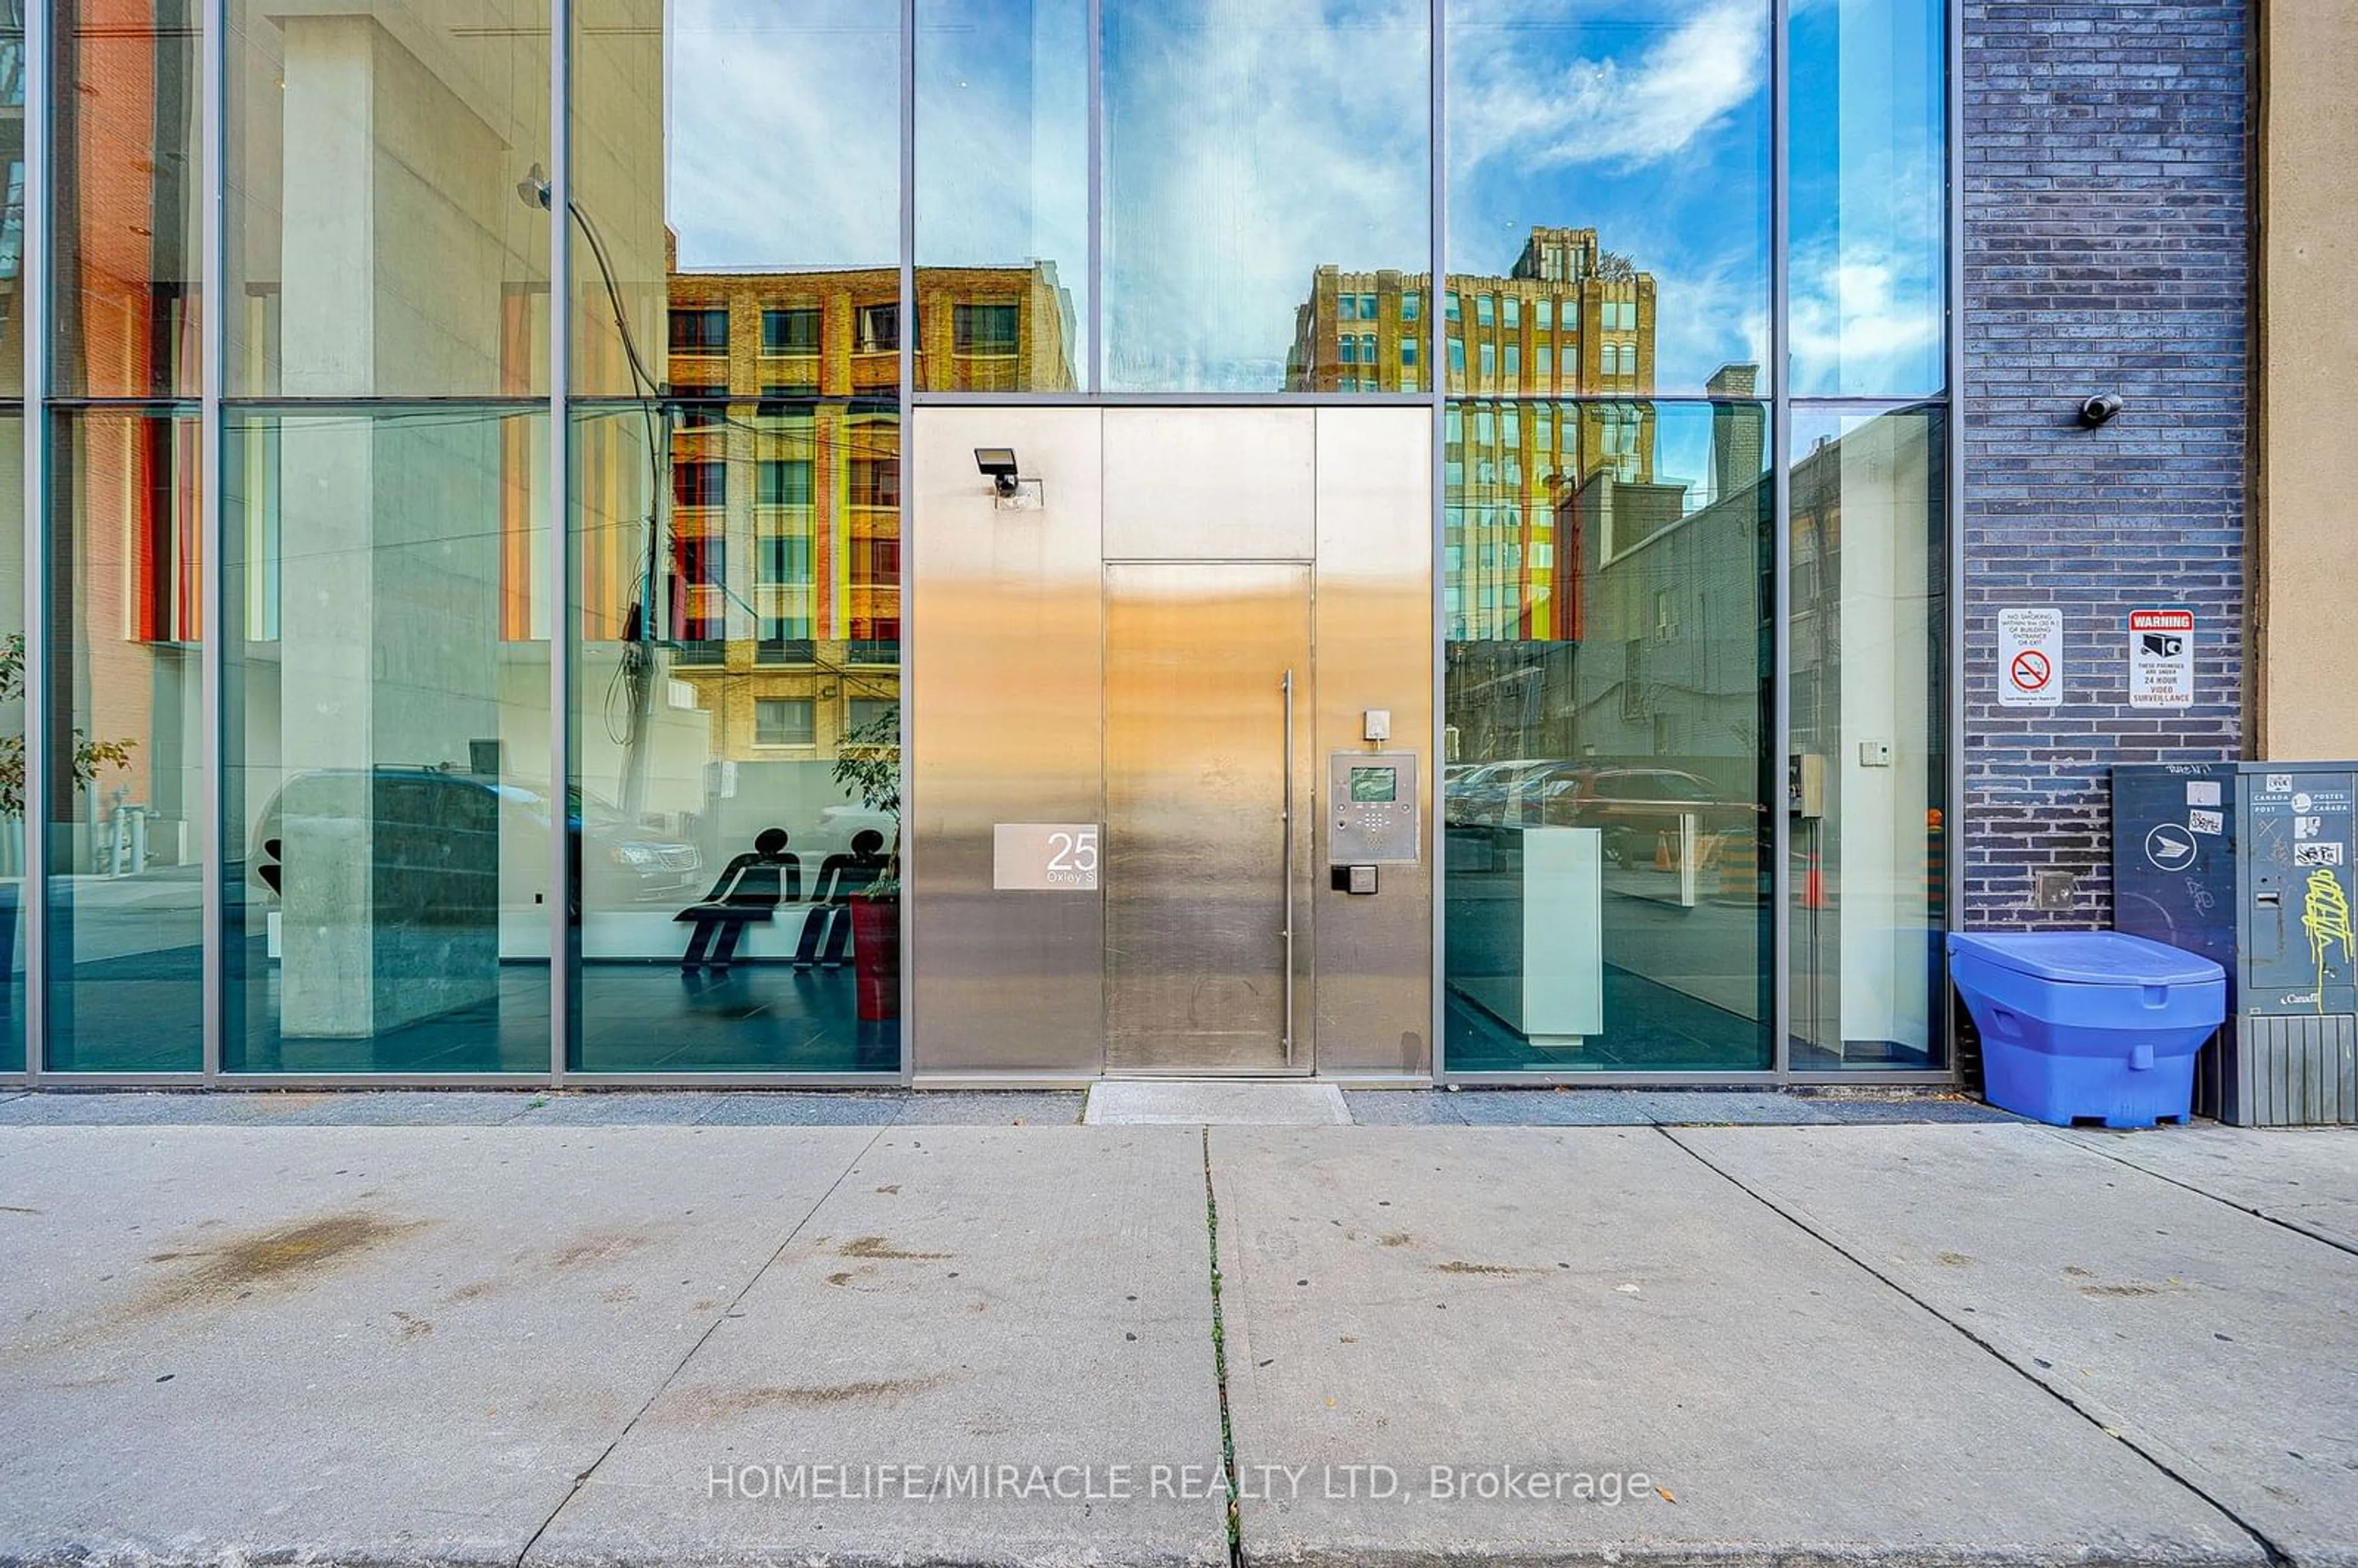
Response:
[1104,561,1312,1074]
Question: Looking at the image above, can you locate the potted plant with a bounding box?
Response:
[830,704,900,1022]
[0,633,139,984]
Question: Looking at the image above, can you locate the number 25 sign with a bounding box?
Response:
[994,824,1102,891]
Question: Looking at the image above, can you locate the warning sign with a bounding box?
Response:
[2128,608,2194,710]
[1997,607,2064,709]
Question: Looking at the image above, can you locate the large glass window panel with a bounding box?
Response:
[567,1,902,1072]
[1446,1,1771,397]
[1790,0,1946,399]
[1444,398,1771,1073]
[227,1,551,397]
[223,406,550,1073]
[916,0,1084,392]
[45,407,204,1071]
[569,0,900,399]
[1789,405,1947,1069]
[1105,0,1431,392]
[51,1,203,398]
[0,413,21,1068]
[567,401,900,1073]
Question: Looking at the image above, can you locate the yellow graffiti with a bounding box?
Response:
[2303,868,2354,1014]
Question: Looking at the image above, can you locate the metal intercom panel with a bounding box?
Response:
[1329,751,1420,864]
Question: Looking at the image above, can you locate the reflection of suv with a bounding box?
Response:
[248,769,701,909]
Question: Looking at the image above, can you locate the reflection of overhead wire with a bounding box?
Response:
[515,168,906,766]
[518,165,670,768]
[557,199,675,757]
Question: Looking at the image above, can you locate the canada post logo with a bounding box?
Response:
[2144,823,2198,871]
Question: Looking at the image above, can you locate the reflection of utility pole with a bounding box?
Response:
[519,164,667,820]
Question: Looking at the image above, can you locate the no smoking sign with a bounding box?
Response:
[1998,607,2064,710]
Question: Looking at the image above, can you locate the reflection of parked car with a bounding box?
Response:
[248,769,702,909]
[1538,767,1759,863]
[1447,761,1761,862]
[1444,759,1567,824]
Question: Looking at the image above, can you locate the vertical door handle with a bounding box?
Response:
[1282,667,1296,1065]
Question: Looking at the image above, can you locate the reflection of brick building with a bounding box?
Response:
[601,255,1072,763]
[1290,227,1660,642]
[1447,369,1767,774]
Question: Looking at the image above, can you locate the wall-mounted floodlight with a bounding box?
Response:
[975,448,1021,499]
[518,161,553,211]
[2077,392,2124,429]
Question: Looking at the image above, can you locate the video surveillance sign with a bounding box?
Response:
[2127,608,2194,711]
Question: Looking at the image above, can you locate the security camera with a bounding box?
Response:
[2077,393,2123,429]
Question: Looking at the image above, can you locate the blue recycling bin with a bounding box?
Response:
[1948,931,2225,1128]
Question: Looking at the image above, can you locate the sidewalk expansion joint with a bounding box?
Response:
[2041,1127,2358,1262]
[1202,1127,1245,1568]
[508,1124,891,1568]
[1654,1125,2295,1568]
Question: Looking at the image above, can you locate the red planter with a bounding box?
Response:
[849,893,900,1020]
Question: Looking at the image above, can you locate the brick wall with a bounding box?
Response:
[1963,1,2251,926]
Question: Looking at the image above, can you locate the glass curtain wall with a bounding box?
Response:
[1439,0,1950,1076]
[566,0,902,1073]
[6,0,1951,1083]
[220,1,553,1073]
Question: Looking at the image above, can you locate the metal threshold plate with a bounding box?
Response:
[1083,1080,1351,1126]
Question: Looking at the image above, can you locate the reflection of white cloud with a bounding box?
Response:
[1103,0,1429,389]
[670,0,900,270]
[1452,0,1765,172]
[1788,245,1943,398]
[1446,0,1770,390]
[1788,139,1945,397]
[1647,254,1770,395]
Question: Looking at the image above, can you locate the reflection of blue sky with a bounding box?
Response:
[669,0,900,271]
[915,0,1090,336]
[658,0,1940,396]
[915,0,1088,266]
[1449,0,1772,393]
[1657,411,1725,510]
[1103,0,1428,391]
[1789,0,1945,397]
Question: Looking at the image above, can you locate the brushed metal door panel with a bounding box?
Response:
[909,406,1108,1077]
[1105,561,1312,1073]
[1312,408,1436,1073]
[1102,409,1316,561]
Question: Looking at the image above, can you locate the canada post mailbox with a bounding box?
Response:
[2112,763,2358,1124]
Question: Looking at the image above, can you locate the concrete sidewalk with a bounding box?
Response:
[0,1099,2351,1567]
